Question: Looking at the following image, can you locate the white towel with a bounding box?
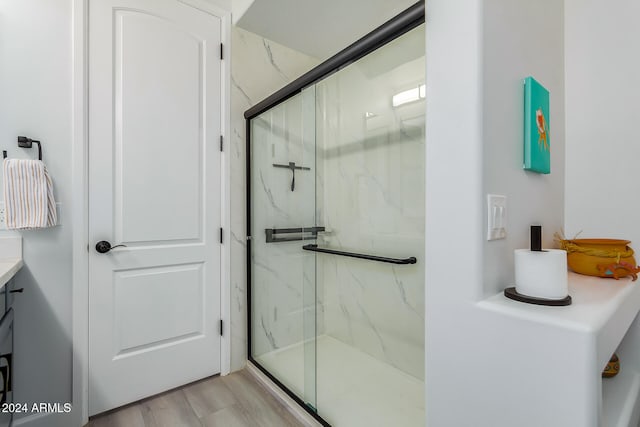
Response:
[3,159,57,229]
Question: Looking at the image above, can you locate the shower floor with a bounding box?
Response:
[254,335,425,427]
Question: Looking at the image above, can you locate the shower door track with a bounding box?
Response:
[246,2,425,426]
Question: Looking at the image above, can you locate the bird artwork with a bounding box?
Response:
[524,76,551,174]
[536,108,549,151]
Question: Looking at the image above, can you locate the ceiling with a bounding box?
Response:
[235,0,420,60]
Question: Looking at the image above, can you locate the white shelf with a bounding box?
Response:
[479,272,640,370]
[602,370,640,427]
[476,272,640,426]
[480,272,635,328]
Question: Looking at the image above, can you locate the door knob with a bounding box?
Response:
[95,241,127,254]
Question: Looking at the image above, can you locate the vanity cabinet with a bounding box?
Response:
[0,304,13,427]
[0,238,25,427]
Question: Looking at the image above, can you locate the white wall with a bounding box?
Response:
[482,0,565,297]
[565,0,640,247]
[426,0,565,425]
[424,0,484,423]
[0,0,73,423]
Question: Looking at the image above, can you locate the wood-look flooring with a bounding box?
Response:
[87,369,305,427]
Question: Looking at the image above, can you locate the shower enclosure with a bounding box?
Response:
[246,3,425,426]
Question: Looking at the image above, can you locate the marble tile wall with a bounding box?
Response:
[230,27,320,372]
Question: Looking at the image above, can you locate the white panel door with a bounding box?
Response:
[88,0,222,415]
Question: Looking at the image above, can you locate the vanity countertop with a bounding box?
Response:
[0,259,23,288]
[0,237,23,288]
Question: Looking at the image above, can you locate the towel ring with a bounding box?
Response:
[17,136,42,161]
[3,136,43,161]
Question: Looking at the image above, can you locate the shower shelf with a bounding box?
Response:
[302,244,417,265]
[265,227,325,243]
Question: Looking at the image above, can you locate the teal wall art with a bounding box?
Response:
[524,76,550,174]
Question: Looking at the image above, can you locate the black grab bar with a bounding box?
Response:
[302,244,417,265]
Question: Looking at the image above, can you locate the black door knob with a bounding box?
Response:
[95,241,127,253]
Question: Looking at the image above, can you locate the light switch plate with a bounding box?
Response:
[487,194,507,240]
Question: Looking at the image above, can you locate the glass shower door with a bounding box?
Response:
[312,24,426,426]
[248,87,318,412]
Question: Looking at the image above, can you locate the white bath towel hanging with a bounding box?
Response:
[3,158,57,229]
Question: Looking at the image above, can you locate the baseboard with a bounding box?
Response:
[245,362,324,427]
[13,411,74,427]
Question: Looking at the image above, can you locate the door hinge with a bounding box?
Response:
[220,227,223,244]
[219,319,223,336]
[220,135,223,151]
[220,43,224,60]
